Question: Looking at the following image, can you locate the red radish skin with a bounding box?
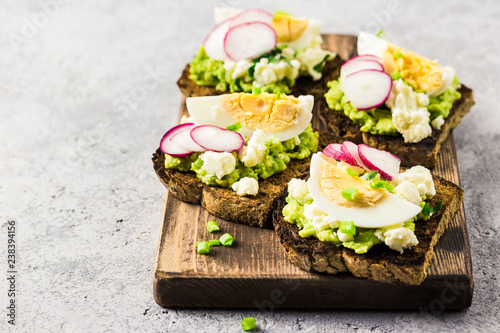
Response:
[346,55,381,62]
[224,22,277,61]
[323,143,344,161]
[190,125,244,153]
[341,69,393,110]
[340,141,368,169]
[203,19,231,61]
[160,123,196,157]
[229,9,273,28]
[170,125,206,152]
[358,144,401,180]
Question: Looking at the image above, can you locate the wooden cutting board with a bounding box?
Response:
[153,34,473,309]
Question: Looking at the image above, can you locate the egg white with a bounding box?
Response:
[281,19,322,50]
[186,94,314,141]
[307,153,422,228]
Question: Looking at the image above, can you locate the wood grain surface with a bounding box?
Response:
[153,34,473,309]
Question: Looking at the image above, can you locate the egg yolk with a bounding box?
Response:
[320,159,386,208]
[382,44,442,93]
[222,93,300,132]
[271,13,308,43]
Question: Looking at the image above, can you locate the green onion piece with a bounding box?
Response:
[209,239,221,246]
[430,199,444,215]
[241,317,256,331]
[376,30,385,38]
[206,220,221,233]
[384,182,394,192]
[394,51,403,58]
[421,202,431,217]
[346,168,359,177]
[197,241,210,254]
[361,170,378,181]
[276,91,282,99]
[339,221,356,235]
[369,180,385,189]
[390,70,402,80]
[219,233,234,247]
[313,54,330,73]
[341,187,358,201]
[196,241,201,247]
[226,122,242,132]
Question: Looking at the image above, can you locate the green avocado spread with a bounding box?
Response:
[324,76,461,136]
[164,124,318,188]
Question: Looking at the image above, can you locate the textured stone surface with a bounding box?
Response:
[1,0,499,332]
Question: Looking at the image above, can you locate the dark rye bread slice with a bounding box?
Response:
[317,85,475,168]
[176,56,343,99]
[272,174,464,285]
[152,132,337,228]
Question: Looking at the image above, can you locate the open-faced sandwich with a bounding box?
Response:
[152,92,339,228]
[177,8,343,99]
[273,140,464,285]
[319,32,474,168]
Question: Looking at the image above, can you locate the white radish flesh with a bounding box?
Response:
[204,19,231,61]
[160,123,196,157]
[224,22,277,61]
[229,9,273,28]
[358,144,401,180]
[340,59,384,82]
[341,69,393,110]
[340,141,367,169]
[170,126,206,152]
[190,125,244,152]
[323,143,344,161]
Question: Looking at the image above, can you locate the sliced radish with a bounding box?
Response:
[340,141,367,169]
[351,54,381,62]
[341,69,393,110]
[323,143,344,161]
[340,59,384,82]
[160,123,195,157]
[224,22,277,61]
[229,9,273,28]
[203,19,231,61]
[190,125,244,152]
[358,144,401,180]
[170,125,206,152]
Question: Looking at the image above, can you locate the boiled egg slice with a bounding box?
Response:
[186,92,313,141]
[307,153,422,228]
[272,14,323,50]
[357,31,455,96]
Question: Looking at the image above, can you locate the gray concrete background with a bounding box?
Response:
[1,0,499,332]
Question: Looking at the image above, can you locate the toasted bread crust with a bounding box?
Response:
[272,175,464,285]
[176,56,343,99]
[317,85,475,168]
[152,132,338,228]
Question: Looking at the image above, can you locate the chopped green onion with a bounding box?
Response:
[241,317,256,331]
[313,54,330,73]
[276,91,282,99]
[197,241,210,254]
[384,182,394,192]
[369,180,385,189]
[341,187,358,201]
[421,202,431,217]
[226,122,242,132]
[376,30,385,38]
[209,239,221,246]
[390,70,402,80]
[206,220,221,233]
[346,168,359,177]
[196,241,201,247]
[430,199,444,215]
[361,170,378,181]
[394,51,403,58]
[219,233,234,247]
[339,221,356,235]
[251,86,261,95]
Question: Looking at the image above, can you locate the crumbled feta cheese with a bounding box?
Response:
[376,226,418,254]
[304,201,340,231]
[288,178,313,203]
[231,60,253,80]
[296,47,334,80]
[232,177,259,196]
[253,57,301,86]
[337,230,354,243]
[241,130,268,167]
[394,166,436,198]
[394,180,421,205]
[199,151,236,179]
[388,79,432,143]
[431,115,445,129]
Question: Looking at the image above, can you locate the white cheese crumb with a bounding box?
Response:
[376,226,418,254]
[288,178,313,204]
[394,166,436,199]
[241,130,268,167]
[394,180,422,205]
[232,177,259,196]
[199,151,236,179]
[431,115,445,130]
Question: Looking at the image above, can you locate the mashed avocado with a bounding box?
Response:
[164,124,318,187]
[189,46,294,94]
[283,181,421,254]
[324,77,461,136]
